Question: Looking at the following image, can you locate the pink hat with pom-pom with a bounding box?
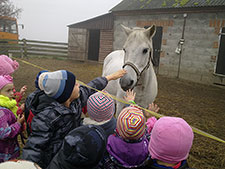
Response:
[0,55,19,75]
[0,75,13,90]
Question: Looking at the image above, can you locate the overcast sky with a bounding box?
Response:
[11,0,122,42]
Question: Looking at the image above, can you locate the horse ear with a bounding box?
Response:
[144,25,156,39]
[121,24,132,36]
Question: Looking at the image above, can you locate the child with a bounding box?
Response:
[47,125,106,169]
[82,91,116,139]
[24,70,48,136]
[0,55,27,117]
[146,117,194,169]
[101,105,149,169]
[22,69,126,168]
[0,75,25,162]
[83,89,139,139]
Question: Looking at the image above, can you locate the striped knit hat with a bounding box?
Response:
[87,91,114,122]
[116,106,145,140]
[38,70,76,103]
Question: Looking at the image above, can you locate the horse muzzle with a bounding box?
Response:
[119,76,135,91]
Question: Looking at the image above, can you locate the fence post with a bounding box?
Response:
[20,40,23,58]
[22,38,27,58]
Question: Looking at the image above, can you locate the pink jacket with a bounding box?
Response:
[0,106,21,162]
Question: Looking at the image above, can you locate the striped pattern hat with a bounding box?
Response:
[38,70,76,103]
[117,106,145,140]
[87,91,114,122]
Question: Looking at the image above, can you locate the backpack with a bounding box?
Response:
[24,90,44,136]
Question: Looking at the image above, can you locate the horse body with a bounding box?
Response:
[102,25,158,116]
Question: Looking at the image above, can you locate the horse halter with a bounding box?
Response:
[122,50,153,87]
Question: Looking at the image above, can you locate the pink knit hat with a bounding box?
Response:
[149,117,194,164]
[116,106,145,140]
[0,55,19,75]
[0,75,13,90]
[87,91,114,122]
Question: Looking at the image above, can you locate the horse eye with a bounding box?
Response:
[143,48,148,54]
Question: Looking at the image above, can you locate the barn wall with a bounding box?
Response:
[113,12,225,84]
[99,29,114,62]
[68,28,88,61]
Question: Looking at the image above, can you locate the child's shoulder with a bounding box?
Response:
[0,106,14,117]
[0,106,11,112]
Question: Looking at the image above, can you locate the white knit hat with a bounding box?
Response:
[0,160,42,169]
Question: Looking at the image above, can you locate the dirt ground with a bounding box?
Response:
[13,57,225,169]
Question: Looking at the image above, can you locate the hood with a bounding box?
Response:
[107,134,149,167]
[29,90,55,115]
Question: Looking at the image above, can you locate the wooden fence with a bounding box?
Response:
[0,39,68,58]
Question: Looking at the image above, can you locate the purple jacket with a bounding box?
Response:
[103,134,149,168]
[0,106,21,162]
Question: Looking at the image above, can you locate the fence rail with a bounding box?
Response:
[0,39,68,58]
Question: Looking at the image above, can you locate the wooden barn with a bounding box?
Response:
[67,13,114,62]
[68,0,225,85]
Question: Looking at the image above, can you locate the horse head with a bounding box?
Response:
[119,25,156,91]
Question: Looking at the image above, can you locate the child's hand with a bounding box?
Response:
[17,114,25,125]
[20,85,27,96]
[20,103,25,112]
[148,103,160,113]
[105,69,127,81]
[144,103,160,119]
[124,89,136,102]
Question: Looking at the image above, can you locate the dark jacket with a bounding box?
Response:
[100,117,117,139]
[22,77,108,169]
[47,125,106,169]
[82,117,117,140]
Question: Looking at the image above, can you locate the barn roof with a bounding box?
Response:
[68,13,113,30]
[111,0,225,11]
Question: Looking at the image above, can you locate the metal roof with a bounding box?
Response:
[110,0,225,11]
[68,13,113,30]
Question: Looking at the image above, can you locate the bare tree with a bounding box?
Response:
[0,0,22,18]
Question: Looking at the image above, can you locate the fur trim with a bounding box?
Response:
[83,117,110,125]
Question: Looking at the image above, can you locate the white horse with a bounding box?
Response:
[102,25,158,117]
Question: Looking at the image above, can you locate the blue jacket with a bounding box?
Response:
[22,77,108,169]
[145,160,194,169]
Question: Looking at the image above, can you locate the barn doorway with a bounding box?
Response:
[152,26,163,67]
[88,29,100,61]
[215,27,225,76]
[144,26,163,73]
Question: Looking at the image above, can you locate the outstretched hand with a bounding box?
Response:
[144,103,160,119]
[105,69,127,81]
[20,103,25,112]
[124,89,136,102]
[20,85,27,96]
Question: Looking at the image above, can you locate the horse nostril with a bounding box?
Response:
[129,80,134,86]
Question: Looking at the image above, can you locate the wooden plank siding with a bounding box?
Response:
[68,28,88,61]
